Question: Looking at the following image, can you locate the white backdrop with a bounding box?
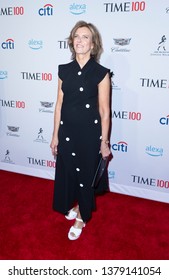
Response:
[0,0,169,203]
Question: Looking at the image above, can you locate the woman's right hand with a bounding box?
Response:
[50,137,58,156]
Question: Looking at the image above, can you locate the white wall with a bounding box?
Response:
[0,0,169,202]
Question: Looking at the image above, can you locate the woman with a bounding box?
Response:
[50,21,111,240]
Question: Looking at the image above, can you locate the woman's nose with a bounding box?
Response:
[77,36,82,42]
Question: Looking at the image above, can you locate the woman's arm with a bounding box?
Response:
[98,73,111,158]
[50,78,63,155]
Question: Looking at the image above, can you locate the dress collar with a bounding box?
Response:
[74,57,94,70]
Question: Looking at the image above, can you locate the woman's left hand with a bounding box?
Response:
[100,141,111,159]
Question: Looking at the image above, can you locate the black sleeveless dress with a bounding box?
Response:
[53,58,109,222]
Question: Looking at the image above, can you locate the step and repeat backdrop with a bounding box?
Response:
[0,0,169,203]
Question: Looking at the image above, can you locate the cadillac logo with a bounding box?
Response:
[40,101,54,108]
[7,126,19,132]
[113,38,131,46]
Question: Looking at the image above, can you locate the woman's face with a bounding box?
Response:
[73,27,93,57]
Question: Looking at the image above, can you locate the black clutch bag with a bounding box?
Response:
[91,156,109,188]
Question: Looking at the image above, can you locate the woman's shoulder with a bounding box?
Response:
[58,61,74,80]
[90,59,110,83]
[93,60,109,73]
[59,61,74,70]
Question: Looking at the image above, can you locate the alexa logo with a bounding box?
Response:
[38,4,53,16]
[145,145,163,157]
[69,3,86,15]
[1,38,14,49]
[0,71,8,79]
[28,39,43,50]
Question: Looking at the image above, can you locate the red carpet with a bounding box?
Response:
[0,170,169,260]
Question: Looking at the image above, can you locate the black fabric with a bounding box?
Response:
[53,58,109,222]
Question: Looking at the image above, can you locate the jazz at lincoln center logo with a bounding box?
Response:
[151,35,169,56]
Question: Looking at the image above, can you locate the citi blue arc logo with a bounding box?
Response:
[0,71,8,79]
[38,4,53,16]
[112,141,128,152]
[160,115,169,125]
[145,145,163,157]
[1,38,14,49]
[70,3,86,15]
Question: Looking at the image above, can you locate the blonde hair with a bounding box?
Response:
[68,21,103,62]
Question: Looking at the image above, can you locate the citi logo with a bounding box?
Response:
[112,141,128,152]
[0,71,8,79]
[104,1,146,12]
[58,40,68,49]
[0,6,24,16]
[112,111,141,121]
[140,78,168,88]
[69,3,86,15]
[1,38,14,49]
[28,39,43,50]
[27,157,56,168]
[0,99,25,108]
[38,4,53,16]
[21,72,52,81]
[145,145,163,157]
[159,115,169,125]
